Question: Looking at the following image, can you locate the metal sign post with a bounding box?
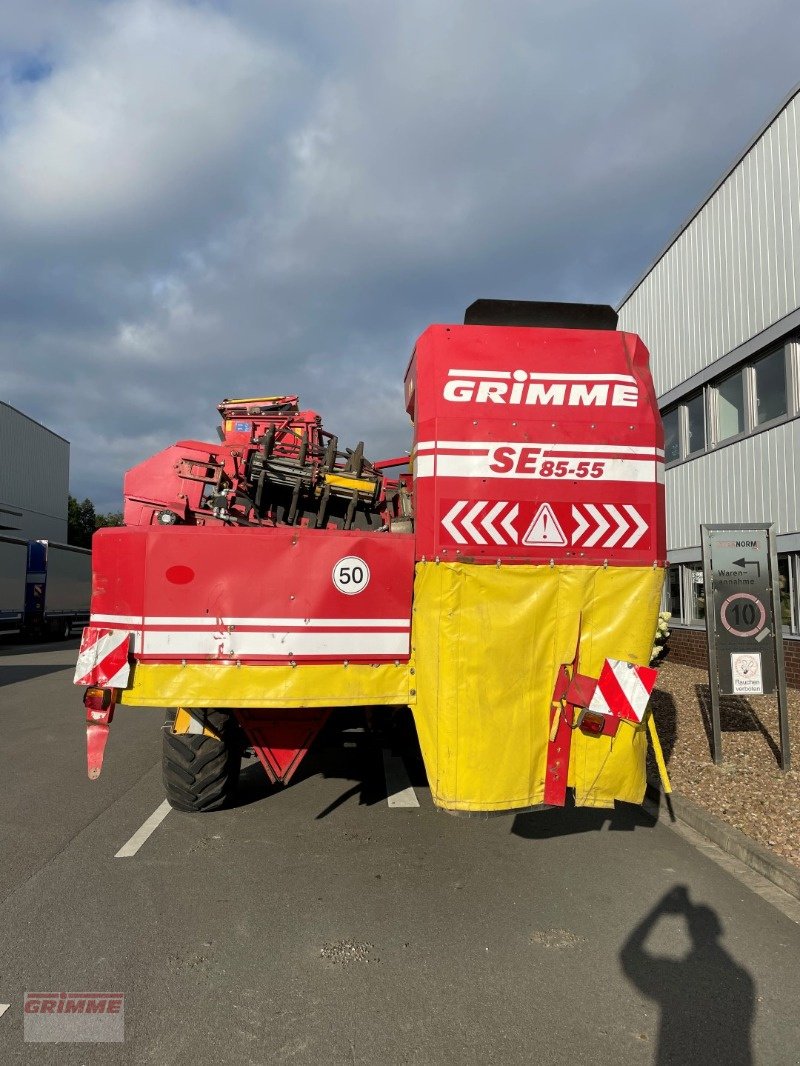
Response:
[701,523,790,770]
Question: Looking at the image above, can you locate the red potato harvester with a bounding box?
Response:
[76,300,671,814]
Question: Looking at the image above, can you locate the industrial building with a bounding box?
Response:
[0,401,69,542]
[617,84,800,683]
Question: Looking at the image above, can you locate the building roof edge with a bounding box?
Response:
[0,401,70,446]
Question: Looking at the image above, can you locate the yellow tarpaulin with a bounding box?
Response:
[410,562,664,812]
[118,661,412,708]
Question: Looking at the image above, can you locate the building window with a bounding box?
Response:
[777,554,795,633]
[754,348,788,425]
[685,392,705,455]
[661,341,798,467]
[663,408,680,463]
[665,564,682,617]
[715,369,745,441]
[661,394,706,463]
[686,563,705,622]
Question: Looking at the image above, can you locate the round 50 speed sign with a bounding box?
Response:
[720,592,766,638]
[332,556,371,595]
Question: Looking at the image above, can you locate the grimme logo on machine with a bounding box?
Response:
[443,368,639,407]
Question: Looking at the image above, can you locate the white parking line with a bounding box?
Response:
[0,1004,9,1019]
[382,749,420,808]
[115,800,172,858]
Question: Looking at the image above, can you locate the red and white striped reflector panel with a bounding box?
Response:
[588,658,658,724]
[74,627,132,688]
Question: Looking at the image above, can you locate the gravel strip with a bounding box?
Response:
[648,659,800,869]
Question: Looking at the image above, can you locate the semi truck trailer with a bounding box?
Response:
[1,534,90,638]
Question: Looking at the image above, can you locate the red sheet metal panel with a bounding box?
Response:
[405,325,665,566]
[234,708,331,784]
[88,526,415,665]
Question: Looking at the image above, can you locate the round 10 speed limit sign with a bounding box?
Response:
[332,556,371,595]
[719,592,767,638]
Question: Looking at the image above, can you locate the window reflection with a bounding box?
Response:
[717,371,744,441]
[685,394,705,455]
[755,349,787,425]
[663,408,680,463]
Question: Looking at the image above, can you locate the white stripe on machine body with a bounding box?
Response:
[413,440,663,484]
[88,615,410,659]
[415,440,664,457]
[446,370,638,383]
[91,614,410,629]
[139,630,409,658]
[428,454,662,483]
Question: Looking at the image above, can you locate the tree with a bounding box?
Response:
[95,511,124,530]
[68,496,96,548]
[68,496,123,548]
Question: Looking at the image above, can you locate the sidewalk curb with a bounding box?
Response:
[645,785,800,903]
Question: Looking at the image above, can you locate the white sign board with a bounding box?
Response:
[730,652,764,695]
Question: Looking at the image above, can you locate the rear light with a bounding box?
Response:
[577,709,608,737]
[84,687,113,712]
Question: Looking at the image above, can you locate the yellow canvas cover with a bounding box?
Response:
[411,561,663,812]
[118,661,412,708]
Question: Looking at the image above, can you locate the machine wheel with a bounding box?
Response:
[162,710,242,813]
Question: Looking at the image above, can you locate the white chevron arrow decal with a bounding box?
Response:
[461,501,487,544]
[604,504,628,548]
[441,501,521,545]
[623,505,648,547]
[442,501,468,544]
[482,501,507,545]
[571,505,590,544]
[571,503,649,549]
[501,504,519,544]
[583,504,610,547]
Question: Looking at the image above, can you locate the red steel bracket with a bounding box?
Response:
[564,672,598,710]
[85,698,116,780]
[544,665,574,807]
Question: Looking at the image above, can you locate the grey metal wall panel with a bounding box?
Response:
[619,93,800,397]
[664,420,800,553]
[0,537,28,617]
[0,403,69,541]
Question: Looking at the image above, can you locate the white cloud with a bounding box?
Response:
[0,0,292,243]
[0,0,798,514]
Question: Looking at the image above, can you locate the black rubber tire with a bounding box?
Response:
[162,709,242,813]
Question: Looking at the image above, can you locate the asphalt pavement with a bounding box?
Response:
[1,638,799,1065]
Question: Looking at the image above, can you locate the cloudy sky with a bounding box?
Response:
[1,1,799,512]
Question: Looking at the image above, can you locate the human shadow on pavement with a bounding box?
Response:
[512,792,657,838]
[620,885,755,1065]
